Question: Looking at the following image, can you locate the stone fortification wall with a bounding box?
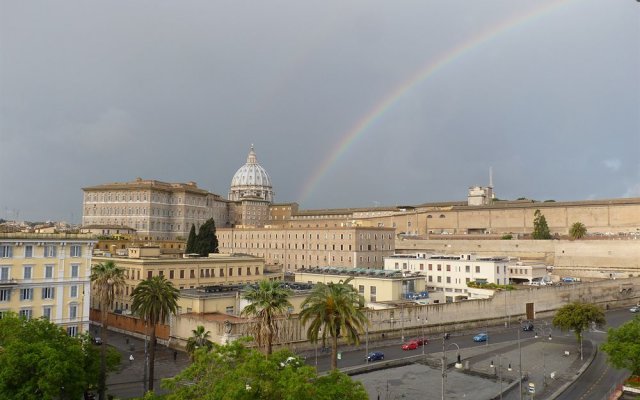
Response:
[170,278,640,350]
[396,239,640,273]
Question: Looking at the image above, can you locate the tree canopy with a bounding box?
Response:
[552,302,606,341]
[194,218,219,256]
[532,209,552,239]
[601,316,640,376]
[241,280,293,355]
[0,313,119,400]
[569,222,587,240]
[161,340,368,400]
[186,325,213,360]
[299,278,367,370]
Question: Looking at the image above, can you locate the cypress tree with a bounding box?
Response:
[186,224,197,253]
[533,209,552,239]
[195,218,219,256]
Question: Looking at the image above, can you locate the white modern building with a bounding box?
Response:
[384,253,517,302]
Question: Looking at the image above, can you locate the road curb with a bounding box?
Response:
[548,338,597,399]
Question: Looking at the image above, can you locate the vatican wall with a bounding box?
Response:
[396,239,640,273]
[168,277,640,348]
[356,198,640,236]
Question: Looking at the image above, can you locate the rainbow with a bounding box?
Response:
[298,0,575,204]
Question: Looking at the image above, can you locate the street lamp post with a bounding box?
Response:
[490,355,513,400]
[365,310,370,362]
[534,325,552,388]
[441,339,461,400]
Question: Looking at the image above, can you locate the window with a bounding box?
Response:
[70,245,82,257]
[446,265,451,272]
[428,264,432,271]
[20,288,33,301]
[0,245,13,258]
[43,306,52,320]
[24,245,33,258]
[180,270,184,279]
[437,264,442,271]
[66,326,77,337]
[70,285,78,298]
[0,289,10,302]
[42,287,55,299]
[428,276,433,282]
[45,265,54,279]
[359,285,365,294]
[437,276,442,283]
[147,271,153,279]
[69,304,77,319]
[465,265,470,273]
[229,268,233,277]
[255,266,259,275]
[19,309,32,320]
[475,266,480,273]
[71,265,79,278]
[225,306,234,315]
[238,268,242,276]
[23,266,32,279]
[0,266,9,281]
[370,286,376,302]
[446,277,451,284]
[44,245,57,258]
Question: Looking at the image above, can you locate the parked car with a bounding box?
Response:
[473,333,488,342]
[522,321,534,331]
[402,341,420,350]
[366,351,385,362]
[93,336,103,345]
[630,306,639,313]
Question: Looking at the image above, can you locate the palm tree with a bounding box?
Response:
[90,260,126,400]
[186,325,213,360]
[300,278,367,370]
[569,221,587,240]
[241,280,293,355]
[131,275,179,392]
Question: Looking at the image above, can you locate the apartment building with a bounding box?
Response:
[91,247,277,313]
[0,233,97,336]
[217,225,395,271]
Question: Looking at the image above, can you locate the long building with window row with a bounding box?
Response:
[0,233,97,336]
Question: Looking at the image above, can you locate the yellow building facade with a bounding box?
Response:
[92,248,279,313]
[0,233,97,336]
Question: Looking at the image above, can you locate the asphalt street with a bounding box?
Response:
[101,307,636,399]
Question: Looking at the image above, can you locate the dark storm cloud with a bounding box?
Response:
[1,0,638,221]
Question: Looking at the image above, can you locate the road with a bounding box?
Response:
[555,308,633,400]
[306,307,636,400]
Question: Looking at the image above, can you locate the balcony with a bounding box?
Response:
[0,278,18,287]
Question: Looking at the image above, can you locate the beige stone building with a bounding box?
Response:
[91,248,278,313]
[217,225,395,271]
[0,233,97,336]
[294,267,426,306]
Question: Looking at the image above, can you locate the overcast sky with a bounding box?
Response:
[1,0,639,223]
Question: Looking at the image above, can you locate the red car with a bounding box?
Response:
[414,337,429,346]
[402,340,420,350]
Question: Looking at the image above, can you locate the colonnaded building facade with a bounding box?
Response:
[82,146,640,266]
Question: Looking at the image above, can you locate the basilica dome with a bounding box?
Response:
[228,145,274,202]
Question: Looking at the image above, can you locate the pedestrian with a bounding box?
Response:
[126,338,129,345]
[173,350,177,361]
[129,354,134,364]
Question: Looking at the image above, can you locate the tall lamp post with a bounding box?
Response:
[441,339,462,400]
[490,355,513,400]
[417,315,427,356]
[534,325,552,387]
